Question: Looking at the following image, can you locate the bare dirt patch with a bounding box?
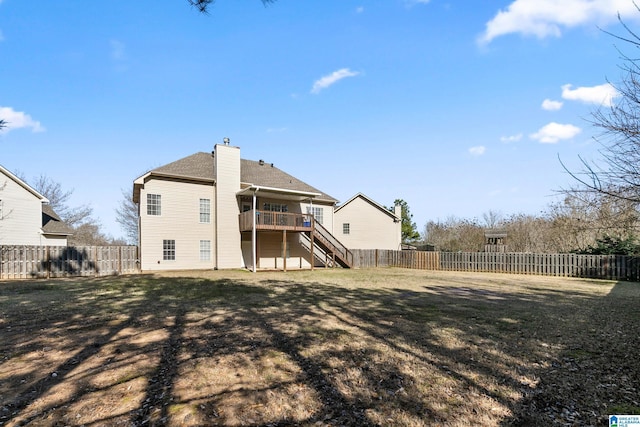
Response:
[0,269,638,426]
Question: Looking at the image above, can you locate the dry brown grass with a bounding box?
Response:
[0,268,638,426]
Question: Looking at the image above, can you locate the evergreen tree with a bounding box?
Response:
[390,199,420,243]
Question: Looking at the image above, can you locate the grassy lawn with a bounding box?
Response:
[0,268,638,426]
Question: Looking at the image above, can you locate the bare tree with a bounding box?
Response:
[562,7,640,207]
[30,175,93,228]
[482,210,504,229]
[69,220,115,246]
[423,216,485,252]
[115,188,139,245]
[188,0,276,13]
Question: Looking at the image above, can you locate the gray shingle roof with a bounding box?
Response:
[152,152,215,181]
[149,152,337,203]
[42,204,74,236]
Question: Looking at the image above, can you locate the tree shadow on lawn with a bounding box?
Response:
[0,273,637,426]
[500,280,640,426]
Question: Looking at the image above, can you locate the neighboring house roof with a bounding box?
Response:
[41,204,74,236]
[335,193,400,221]
[0,164,49,202]
[136,152,337,203]
[0,164,72,237]
[484,228,507,239]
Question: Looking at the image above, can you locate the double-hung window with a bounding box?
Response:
[163,239,175,260]
[147,194,161,216]
[343,223,350,235]
[200,240,211,261]
[199,199,211,223]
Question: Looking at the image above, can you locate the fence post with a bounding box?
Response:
[46,246,51,279]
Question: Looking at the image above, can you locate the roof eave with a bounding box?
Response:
[238,184,322,200]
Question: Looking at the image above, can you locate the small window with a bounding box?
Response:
[343,223,350,235]
[147,194,161,216]
[163,239,175,260]
[200,240,211,261]
[307,206,324,224]
[199,198,211,223]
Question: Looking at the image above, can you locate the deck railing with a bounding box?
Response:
[238,209,353,268]
[239,210,313,232]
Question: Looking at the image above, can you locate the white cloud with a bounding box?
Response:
[500,133,523,143]
[356,6,364,13]
[0,106,45,134]
[311,68,360,94]
[530,122,581,143]
[542,99,563,111]
[478,0,640,45]
[469,146,486,156]
[561,83,619,107]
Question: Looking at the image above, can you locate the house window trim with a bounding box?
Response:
[307,206,324,225]
[163,239,176,261]
[200,240,211,261]
[263,202,288,213]
[147,194,161,216]
[199,198,211,224]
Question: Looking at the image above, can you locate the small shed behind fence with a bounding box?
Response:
[484,228,507,253]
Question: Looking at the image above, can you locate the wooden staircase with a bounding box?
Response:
[304,220,353,268]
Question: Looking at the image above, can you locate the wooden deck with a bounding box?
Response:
[239,210,353,268]
[239,210,313,232]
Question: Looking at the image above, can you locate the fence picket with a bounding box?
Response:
[0,245,139,279]
[350,249,640,281]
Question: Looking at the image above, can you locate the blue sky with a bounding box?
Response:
[0,0,636,239]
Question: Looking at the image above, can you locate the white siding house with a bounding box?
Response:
[133,141,399,271]
[334,193,402,250]
[0,165,72,246]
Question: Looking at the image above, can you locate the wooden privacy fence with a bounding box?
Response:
[352,249,440,270]
[351,249,640,281]
[0,245,139,280]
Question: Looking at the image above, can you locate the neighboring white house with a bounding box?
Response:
[133,141,401,271]
[334,193,402,250]
[0,165,72,246]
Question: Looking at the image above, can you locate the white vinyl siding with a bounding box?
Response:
[199,199,211,223]
[0,170,55,246]
[256,232,313,270]
[138,179,215,270]
[334,195,401,250]
[213,144,242,269]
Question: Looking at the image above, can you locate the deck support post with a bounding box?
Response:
[310,219,314,271]
[252,191,257,273]
[283,230,287,272]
